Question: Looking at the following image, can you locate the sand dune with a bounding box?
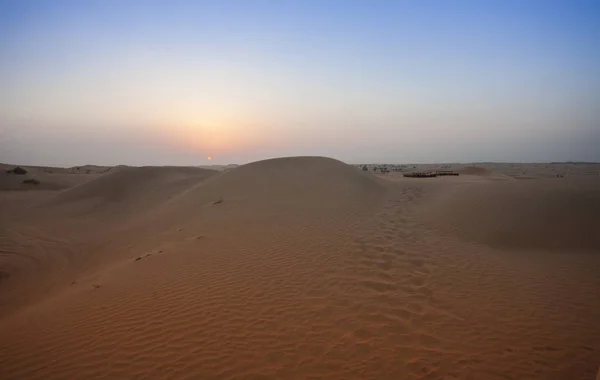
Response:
[459,166,493,176]
[417,177,600,252]
[0,165,100,191]
[1,157,599,379]
[47,166,218,218]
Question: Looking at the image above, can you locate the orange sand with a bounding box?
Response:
[1,157,599,379]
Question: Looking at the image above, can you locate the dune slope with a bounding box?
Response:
[0,166,219,314]
[417,178,600,252]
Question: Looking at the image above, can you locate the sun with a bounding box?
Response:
[207,156,212,161]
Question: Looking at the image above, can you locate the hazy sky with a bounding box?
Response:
[1,0,599,166]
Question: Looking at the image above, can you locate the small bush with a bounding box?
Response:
[12,167,27,175]
[23,178,40,185]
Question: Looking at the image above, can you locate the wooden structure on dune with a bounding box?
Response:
[403,172,438,178]
[435,170,459,176]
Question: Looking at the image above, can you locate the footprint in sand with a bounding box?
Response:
[133,251,161,262]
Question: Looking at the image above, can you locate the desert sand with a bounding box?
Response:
[1,157,599,379]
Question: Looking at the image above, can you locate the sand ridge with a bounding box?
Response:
[1,157,599,379]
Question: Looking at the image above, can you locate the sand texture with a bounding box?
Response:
[1,158,599,379]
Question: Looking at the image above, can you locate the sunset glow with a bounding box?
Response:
[0,1,598,166]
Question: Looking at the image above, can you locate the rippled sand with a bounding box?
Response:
[1,158,599,379]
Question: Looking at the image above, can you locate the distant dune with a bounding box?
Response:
[1,157,599,379]
[0,164,101,191]
[48,166,218,217]
[418,177,600,251]
[459,165,493,176]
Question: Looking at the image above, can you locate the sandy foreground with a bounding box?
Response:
[1,157,599,379]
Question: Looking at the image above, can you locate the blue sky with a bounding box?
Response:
[1,0,599,165]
